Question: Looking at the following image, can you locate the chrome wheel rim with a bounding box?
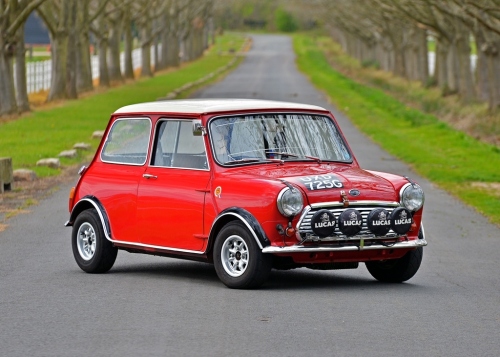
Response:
[221,235,249,277]
[77,222,96,261]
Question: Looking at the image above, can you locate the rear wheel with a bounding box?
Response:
[72,209,117,273]
[213,222,272,289]
[366,247,423,283]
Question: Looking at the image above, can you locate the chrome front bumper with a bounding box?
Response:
[262,238,427,254]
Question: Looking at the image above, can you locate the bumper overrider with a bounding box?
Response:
[263,201,427,254]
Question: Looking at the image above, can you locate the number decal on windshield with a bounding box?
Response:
[298,175,343,190]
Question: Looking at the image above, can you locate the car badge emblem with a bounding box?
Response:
[320,213,330,222]
[379,211,387,220]
[340,190,349,207]
[400,210,407,219]
[349,211,357,220]
[349,189,360,197]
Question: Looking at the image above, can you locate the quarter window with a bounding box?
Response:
[152,120,208,170]
[101,118,151,165]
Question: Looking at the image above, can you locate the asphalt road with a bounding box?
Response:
[1,34,499,357]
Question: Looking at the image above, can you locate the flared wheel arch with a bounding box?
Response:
[206,207,270,263]
[67,196,112,242]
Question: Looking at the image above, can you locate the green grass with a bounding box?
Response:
[26,56,51,62]
[293,34,500,225]
[0,33,246,177]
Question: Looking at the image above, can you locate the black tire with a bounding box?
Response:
[213,221,272,289]
[365,247,423,283]
[72,209,117,273]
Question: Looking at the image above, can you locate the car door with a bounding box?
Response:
[136,119,210,251]
[96,117,151,242]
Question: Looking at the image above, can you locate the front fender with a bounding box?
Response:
[207,207,270,255]
[65,196,112,241]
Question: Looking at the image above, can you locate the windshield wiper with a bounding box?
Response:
[265,150,322,163]
[224,158,262,165]
[224,157,285,165]
[304,155,322,163]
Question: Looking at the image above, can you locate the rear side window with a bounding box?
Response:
[101,118,151,165]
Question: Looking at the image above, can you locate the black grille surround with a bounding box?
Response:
[296,201,403,242]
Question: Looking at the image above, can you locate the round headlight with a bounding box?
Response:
[400,183,425,212]
[277,187,303,217]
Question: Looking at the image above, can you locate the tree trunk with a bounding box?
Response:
[167,33,180,67]
[108,18,123,82]
[456,28,475,103]
[154,36,160,71]
[140,22,153,77]
[475,28,490,102]
[160,17,169,70]
[0,49,17,116]
[14,25,30,113]
[484,40,500,111]
[416,28,429,85]
[123,8,135,80]
[77,1,93,93]
[97,37,110,87]
[47,31,69,101]
[391,31,406,78]
[96,14,110,87]
[66,0,78,99]
[436,39,452,95]
[445,40,459,95]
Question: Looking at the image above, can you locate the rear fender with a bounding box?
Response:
[65,196,112,241]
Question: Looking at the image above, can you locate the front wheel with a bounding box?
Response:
[72,209,117,273]
[213,222,272,289]
[365,247,423,283]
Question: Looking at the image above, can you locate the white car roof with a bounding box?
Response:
[113,98,327,115]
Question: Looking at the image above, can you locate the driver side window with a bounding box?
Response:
[152,120,208,170]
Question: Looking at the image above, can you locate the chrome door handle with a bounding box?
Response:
[142,174,158,179]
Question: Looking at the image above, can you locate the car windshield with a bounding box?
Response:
[209,114,352,165]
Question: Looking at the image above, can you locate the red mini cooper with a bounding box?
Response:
[66,99,426,288]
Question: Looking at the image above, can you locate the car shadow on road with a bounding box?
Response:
[265,269,427,292]
[106,259,428,292]
[108,259,222,285]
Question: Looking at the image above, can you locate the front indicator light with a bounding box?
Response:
[68,187,76,212]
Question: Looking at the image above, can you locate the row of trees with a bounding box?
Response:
[295,0,500,111]
[0,0,214,116]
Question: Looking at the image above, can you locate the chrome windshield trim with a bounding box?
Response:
[262,239,427,254]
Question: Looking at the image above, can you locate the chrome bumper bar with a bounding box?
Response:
[262,239,427,254]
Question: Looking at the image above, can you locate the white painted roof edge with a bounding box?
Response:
[113,99,327,115]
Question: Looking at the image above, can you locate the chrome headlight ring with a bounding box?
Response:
[400,183,425,212]
[277,187,304,218]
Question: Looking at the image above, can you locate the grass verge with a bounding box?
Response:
[293,34,500,225]
[0,33,247,178]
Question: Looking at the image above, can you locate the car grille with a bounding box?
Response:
[297,203,401,241]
